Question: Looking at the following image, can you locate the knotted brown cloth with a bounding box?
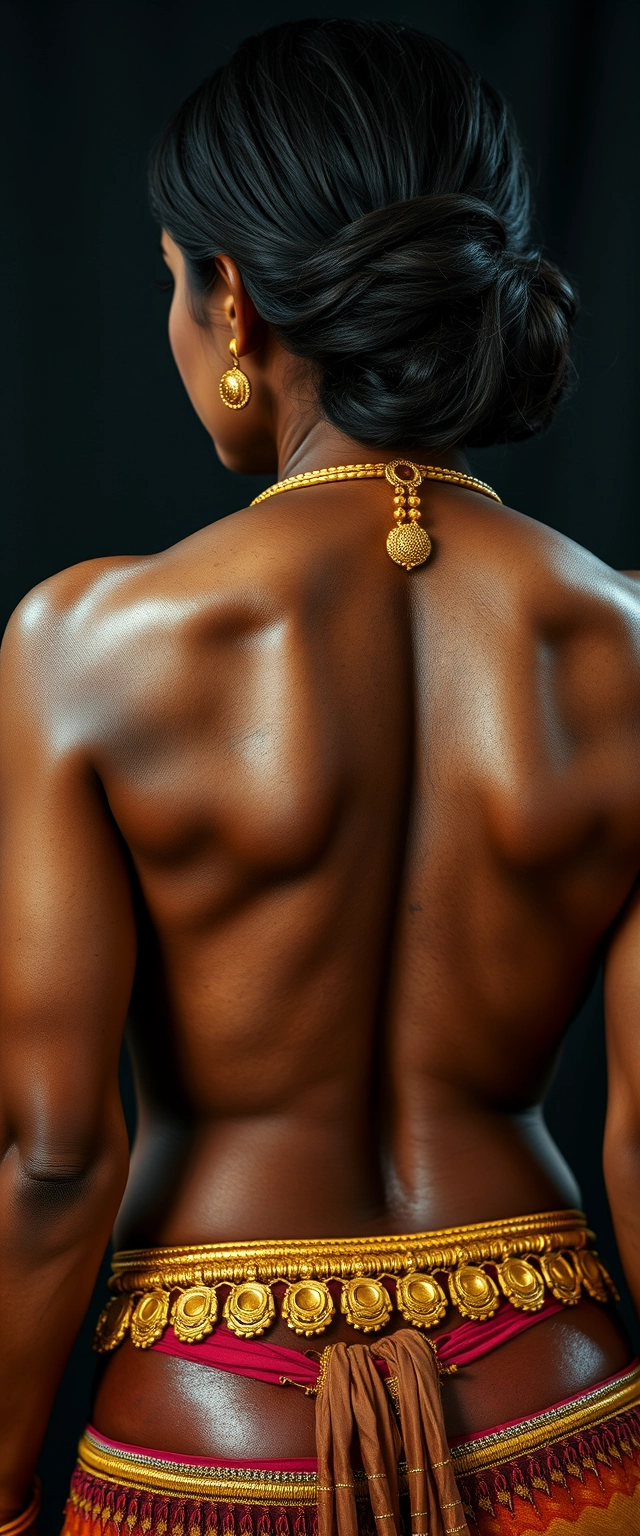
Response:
[315,1330,468,1536]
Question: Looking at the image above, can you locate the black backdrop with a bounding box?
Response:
[2,3,639,1531]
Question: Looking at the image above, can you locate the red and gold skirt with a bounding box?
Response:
[63,1360,640,1536]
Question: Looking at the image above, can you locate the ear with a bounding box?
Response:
[215,255,266,357]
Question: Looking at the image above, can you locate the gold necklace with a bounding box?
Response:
[251,459,501,571]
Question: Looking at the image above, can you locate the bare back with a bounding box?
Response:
[85,484,640,1233]
[4,481,640,1459]
[7,23,640,1520]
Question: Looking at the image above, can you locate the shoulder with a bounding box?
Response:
[505,506,640,646]
[0,555,154,727]
[0,515,253,726]
[459,495,640,634]
[466,500,640,727]
[2,553,145,661]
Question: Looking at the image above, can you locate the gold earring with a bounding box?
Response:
[219,338,251,410]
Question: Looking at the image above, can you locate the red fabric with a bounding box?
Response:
[64,1390,640,1536]
[429,1293,563,1368]
[151,1295,564,1389]
[153,1327,320,1390]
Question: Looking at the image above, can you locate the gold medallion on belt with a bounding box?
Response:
[93,1209,615,1353]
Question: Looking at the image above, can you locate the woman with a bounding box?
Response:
[1,19,639,1536]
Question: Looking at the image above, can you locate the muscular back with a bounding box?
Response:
[9,481,640,1252]
[4,477,640,1462]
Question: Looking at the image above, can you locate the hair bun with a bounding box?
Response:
[281,194,508,342]
[150,20,579,450]
[476,251,578,444]
[279,194,577,449]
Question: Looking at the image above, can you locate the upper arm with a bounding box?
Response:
[604,881,640,1152]
[0,589,137,1174]
[603,882,640,1316]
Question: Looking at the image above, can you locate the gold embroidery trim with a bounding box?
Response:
[94,1211,616,1351]
[77,1432,372,1506]
[450,1361,640,1476]
[77,1364,640,1504]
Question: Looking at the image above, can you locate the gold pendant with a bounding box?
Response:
[384,461,432,570]
[448,1264,500,1320]
[282,1278,335,1335]
[497,1256,545,1312]
[130,1289,170,1347]
[539,1252,581,1305]
[219,338,251,410]
[340,1275,393,1332]
[386,522,432,569]
[171,1285,218,1342]
[93,1294,133,1352]
[575,1250,613,1304]
[223,1279,276,1337]
[396,1270,448,1329]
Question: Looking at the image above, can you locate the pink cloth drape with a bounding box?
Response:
[151,1294,563,1386]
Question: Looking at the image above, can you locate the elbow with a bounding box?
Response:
[1,1085,130,1230]
[20,1149,112,1191]
[12,1126,129,1225]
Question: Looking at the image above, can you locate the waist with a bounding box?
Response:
[115,1095,584,1247]
[67,1360,640,1532]
[95,1207,615,1352]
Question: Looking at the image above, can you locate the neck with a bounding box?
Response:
[274,410,469,483]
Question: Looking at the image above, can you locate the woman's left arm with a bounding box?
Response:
[0,589,137,1521]
[603,879,640,1321]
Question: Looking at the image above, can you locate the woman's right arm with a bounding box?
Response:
[0,589,136,1520]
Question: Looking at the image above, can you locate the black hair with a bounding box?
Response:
[149,19,577,450]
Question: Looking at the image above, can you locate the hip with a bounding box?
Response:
[69,1361,640,1536]
[91,1209,633,1456]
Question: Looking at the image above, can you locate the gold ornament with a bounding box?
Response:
[77,1428,323,1506]
[0,1480,41,1536]
[93,1294,133,1352]
[171,1285,218,1342]
[384,460,431,570]
[396,1270,448,1329]
[575,1250,612,1304]
[251,461,501,505]
[448,1265,499,1321]
[497,1256,545,1312]
[386,520,432,570]
[219,338,251,410]
[250,458,501,571]
[130,1290,170,1348]
[223,1279,276,1337]
[282,1278,335,1335]
[340,1276,393,1332]
[539,1251,582,1305]
[99,1210,612,1352]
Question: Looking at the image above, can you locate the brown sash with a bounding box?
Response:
[315,1330,468,1536]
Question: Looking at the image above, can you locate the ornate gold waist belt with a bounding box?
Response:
[94,1208,615,1353]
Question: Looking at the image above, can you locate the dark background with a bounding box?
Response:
[1,2,639,1532]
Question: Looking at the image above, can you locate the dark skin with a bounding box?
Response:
[2,234,640,1518]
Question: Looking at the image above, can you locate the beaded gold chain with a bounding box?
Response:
[251,460,501,571]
